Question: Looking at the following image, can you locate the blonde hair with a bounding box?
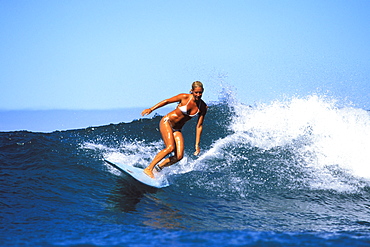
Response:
[192,81,204,90]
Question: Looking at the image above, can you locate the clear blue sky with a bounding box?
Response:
[1,0,369,110]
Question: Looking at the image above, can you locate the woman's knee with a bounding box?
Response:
[164,144,175,154]
[169,155,182,164]
[176,152,184,161]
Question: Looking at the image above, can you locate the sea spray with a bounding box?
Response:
[82,95,370,194]
[82,140,164,168]
[198,95,370,193]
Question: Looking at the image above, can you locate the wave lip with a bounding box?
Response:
[190,95,370,194]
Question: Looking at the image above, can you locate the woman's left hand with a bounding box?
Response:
[141,108,152,116]
[194,145,200,156]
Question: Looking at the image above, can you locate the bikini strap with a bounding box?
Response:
[185,94,193,106]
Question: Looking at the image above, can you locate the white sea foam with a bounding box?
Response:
[82,95,370,192]
[196,95,370,192]
[82,141,162,166]
[235,95,370,190]
[82,140,173,182]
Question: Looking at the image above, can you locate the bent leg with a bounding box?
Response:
[144,117,176,178]
[158,131,184,168]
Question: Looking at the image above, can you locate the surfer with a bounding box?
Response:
[141,81,208,178]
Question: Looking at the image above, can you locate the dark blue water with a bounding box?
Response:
[1,96,370,246]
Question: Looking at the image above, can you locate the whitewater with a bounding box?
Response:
[1,94,370,246]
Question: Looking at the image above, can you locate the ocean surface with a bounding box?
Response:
[0,107,171,132]
[1,95,370,246]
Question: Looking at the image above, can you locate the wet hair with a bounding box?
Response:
[192,81,204,90]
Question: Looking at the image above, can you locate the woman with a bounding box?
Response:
[141,81,208,178]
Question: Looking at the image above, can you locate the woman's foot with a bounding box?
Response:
[143,168,154,178]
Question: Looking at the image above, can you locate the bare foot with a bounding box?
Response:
[143,168,154,178]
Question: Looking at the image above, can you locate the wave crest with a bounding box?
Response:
[195,95,370,193]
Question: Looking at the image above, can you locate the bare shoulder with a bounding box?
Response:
[178,93,190,99]
[178,93,191,98]
[167,93,188,103]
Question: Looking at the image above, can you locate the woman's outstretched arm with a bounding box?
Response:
[141,94,186,116]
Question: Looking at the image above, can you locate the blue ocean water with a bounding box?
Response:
[0,107,171,132]
[1,95,370,246]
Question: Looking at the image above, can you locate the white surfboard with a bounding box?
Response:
[104,159,168,188]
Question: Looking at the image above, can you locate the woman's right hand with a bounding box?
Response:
[141,108,152,116]
[194,145,201,156]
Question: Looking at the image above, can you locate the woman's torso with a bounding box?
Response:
[165,94,203,129]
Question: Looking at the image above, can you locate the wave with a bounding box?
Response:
[82,94,370,197]
[3,92,370,245]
